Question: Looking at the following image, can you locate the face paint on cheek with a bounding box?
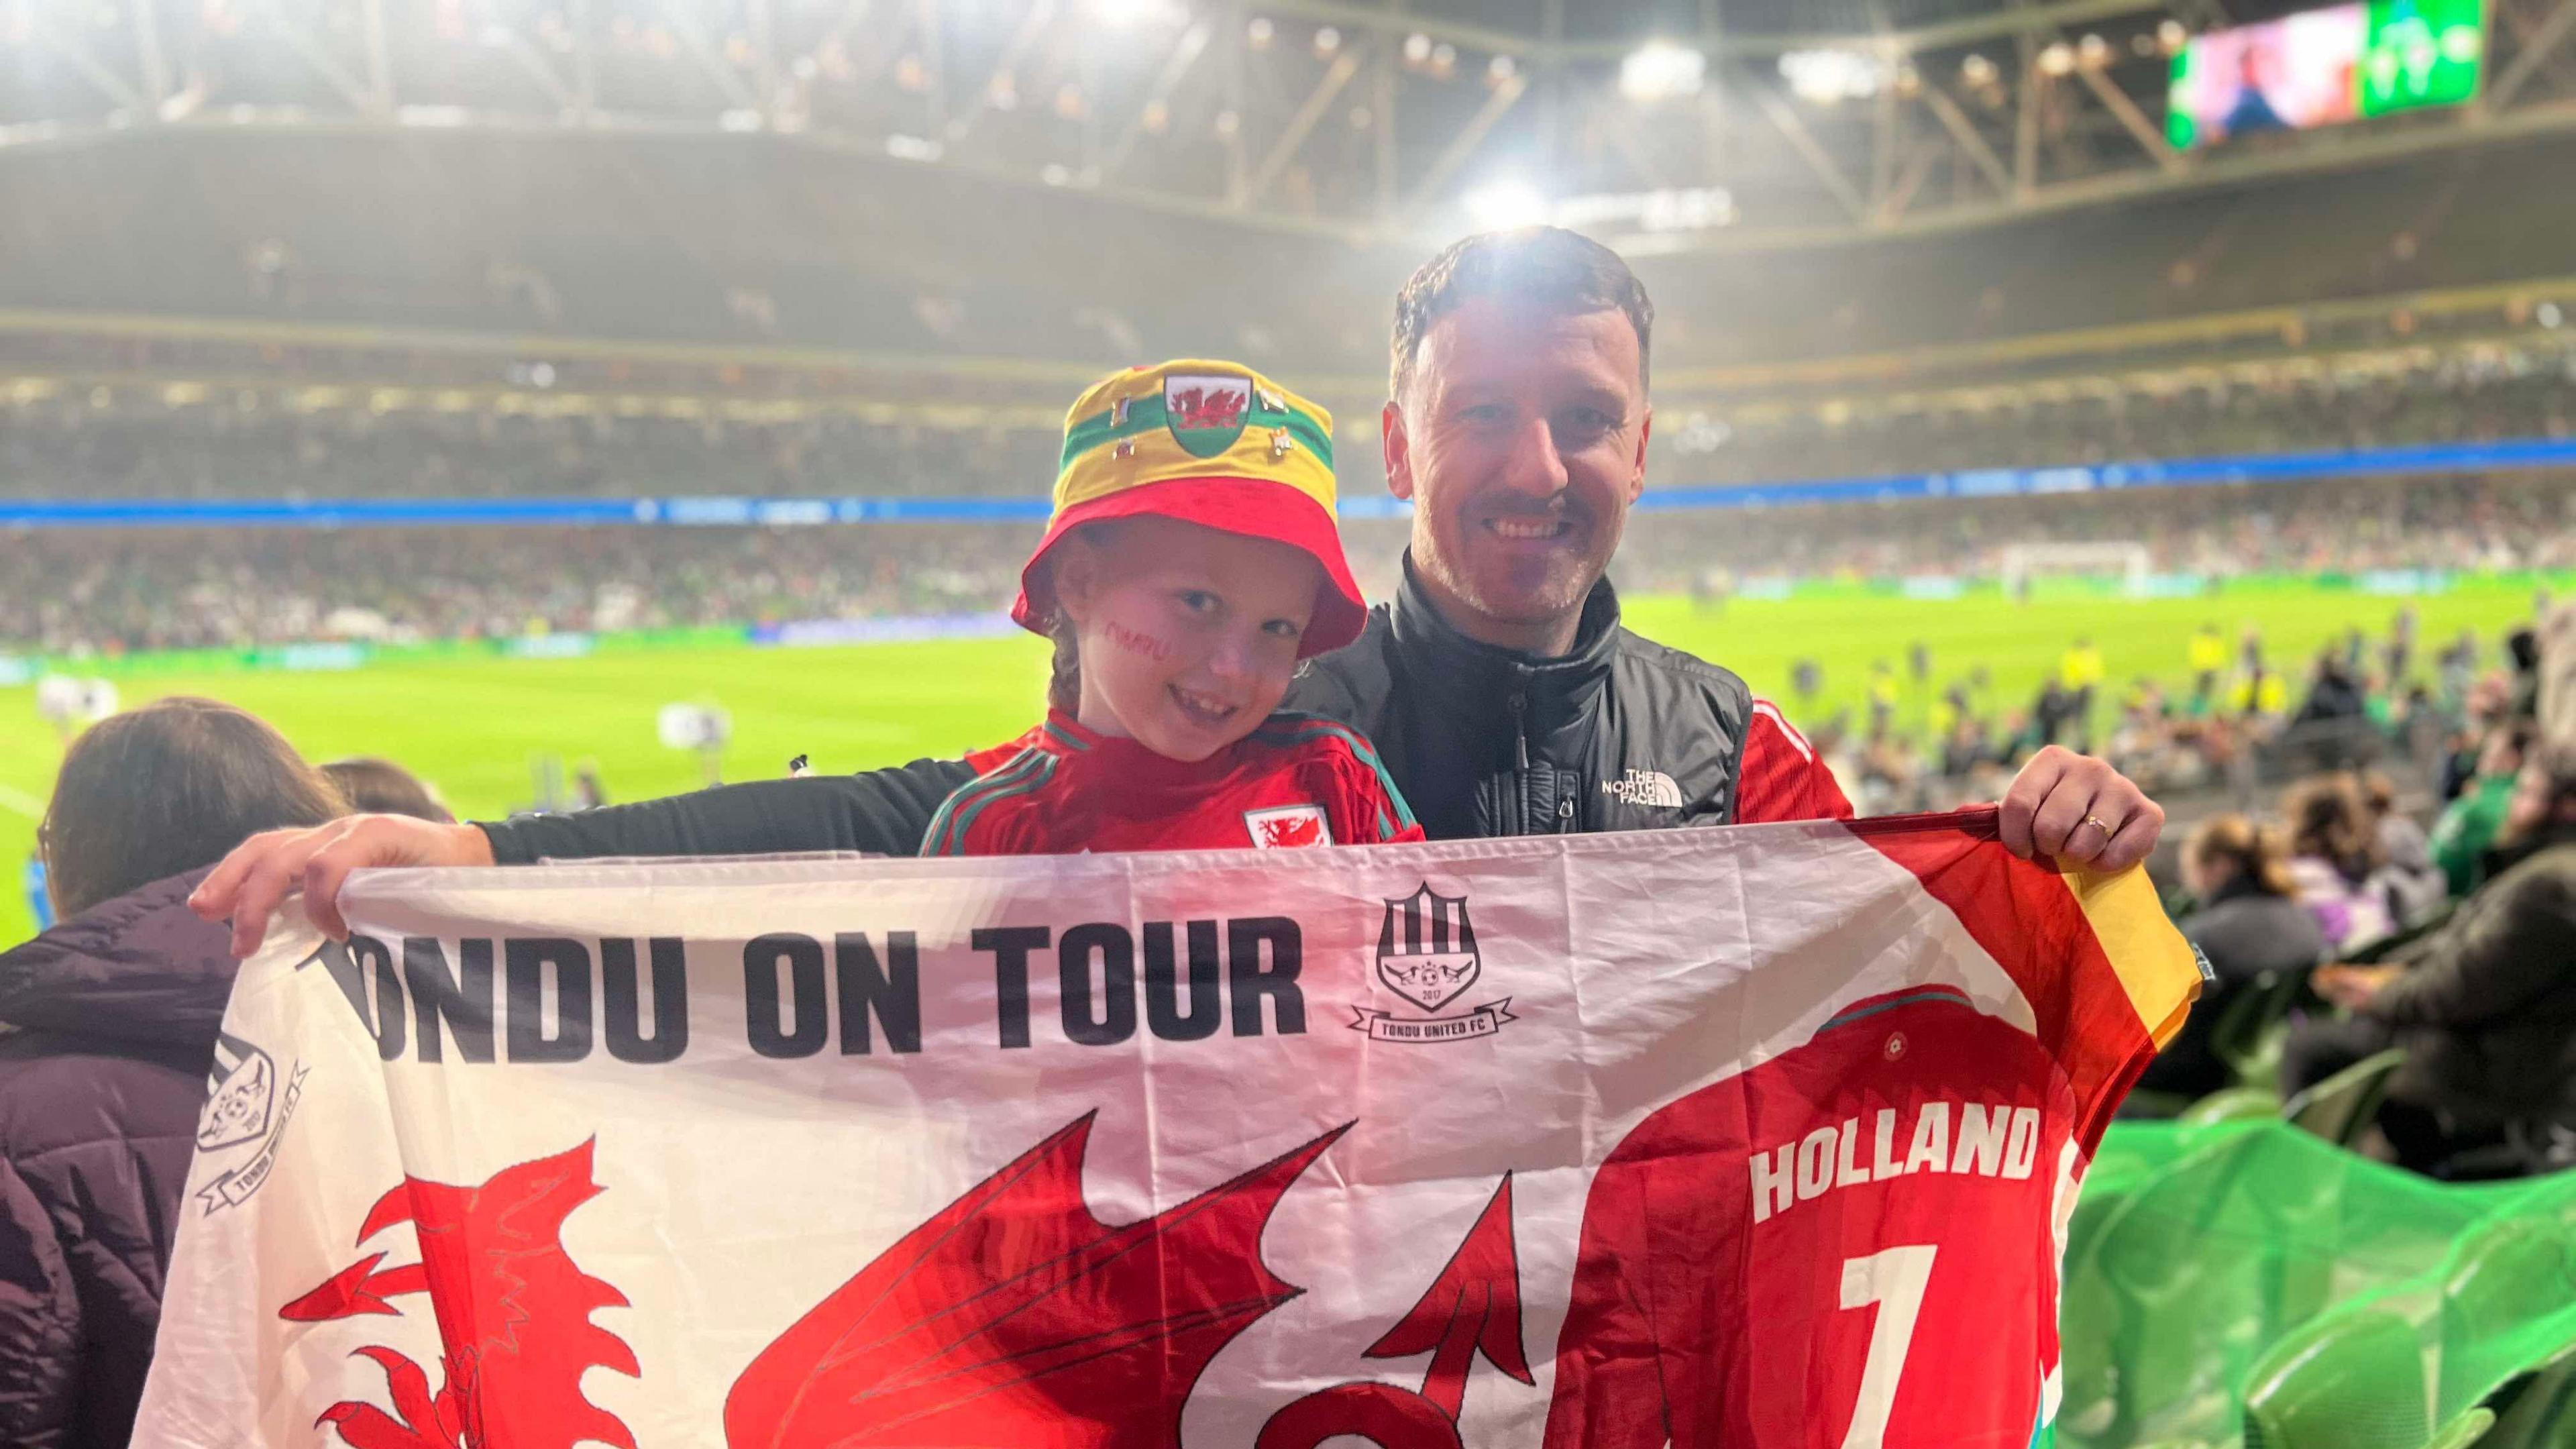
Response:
[1104,621,1175,663]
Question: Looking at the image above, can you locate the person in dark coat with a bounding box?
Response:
[1,698,342,1448]
[2297,743,2576,1175]
[2135,814,2327,1097]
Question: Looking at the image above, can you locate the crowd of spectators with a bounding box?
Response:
[0,523,1051,653]
[1620,472,2576,587]
[1825,590,2576,1182]
[1682,354,2576,486]
[0,407,1061,500]
[1803,600,2555,823]
[9,474,2573,657]
[3,345,2569,504]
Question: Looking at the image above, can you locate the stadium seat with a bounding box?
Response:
[2433,1218,2576,1442]
[2065,1128,2291,1445]
[2180,1087,2281,1126]
[2284,1050,2408,1148]
[2472,1346,2576,1449]
[2242,1308,2431,1449]
[2430,1408,2500,1449]
[2212,971,2308,1089]
[2348,905,2459,965]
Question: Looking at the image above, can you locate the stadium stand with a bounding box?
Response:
[9,476,2571,655]
[11,1,2576,1444]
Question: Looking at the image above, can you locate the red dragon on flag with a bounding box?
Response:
[724,1112,1348,1448]
[274,1122,1528,1449]
[278,1140,639,1449]
[727,1116,1525,1449]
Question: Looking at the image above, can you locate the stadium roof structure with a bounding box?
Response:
[3,0,2575,256]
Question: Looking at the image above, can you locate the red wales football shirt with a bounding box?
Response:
[922,710,1424,856]
[1547,987,2085,1448]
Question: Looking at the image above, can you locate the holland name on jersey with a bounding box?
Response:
[1748,1099,2045,1224]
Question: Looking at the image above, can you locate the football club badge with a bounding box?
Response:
[1353,883,1517,1043]
[194,1029,309,1215]
[198,1031,276,1152]
[1163,372,1254,459]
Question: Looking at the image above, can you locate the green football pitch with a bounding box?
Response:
[0,581,2548,947]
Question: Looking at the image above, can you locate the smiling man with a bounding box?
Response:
[1284,227,2163,853]
[193,228,2160,957]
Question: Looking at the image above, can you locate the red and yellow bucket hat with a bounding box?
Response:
[1012,359,1366,658]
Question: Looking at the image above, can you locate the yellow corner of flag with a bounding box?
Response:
[2063,863,2204,1049]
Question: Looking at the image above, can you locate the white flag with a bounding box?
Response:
[136,810,2194,1449]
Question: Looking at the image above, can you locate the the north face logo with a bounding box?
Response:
[1601,769,1685,809]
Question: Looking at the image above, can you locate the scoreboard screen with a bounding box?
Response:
[2166,0,2485,148]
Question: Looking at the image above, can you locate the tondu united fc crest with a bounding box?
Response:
[1353,883,1517,1043]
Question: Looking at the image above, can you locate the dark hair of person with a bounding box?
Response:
[2184,813,2298,898]
[2281,772,2386,884]
[1046,613,1083,718]
[321,757,453,822]
[2508,626,2540,673]
[2358,769,2398,821]
[1037,522,1124,718]
[1389,226,1655,400]
[38,696,346,921]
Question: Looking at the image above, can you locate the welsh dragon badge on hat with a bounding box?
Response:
[1162,373,1253,458]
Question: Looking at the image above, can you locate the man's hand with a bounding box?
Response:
[2313,963,2402,1012]
[187,815,496,958]
[1996,745,2165,873]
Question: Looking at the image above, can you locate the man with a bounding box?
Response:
[194,228,2161,955]
[2302,743,2576,1173]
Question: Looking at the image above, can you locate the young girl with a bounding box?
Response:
[920,361,1421,856]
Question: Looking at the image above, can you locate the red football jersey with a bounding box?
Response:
[1544,812,2192,1449]
[1547,987,2086,1448]
[922,710,1424,857]
[1737,699,1856,825]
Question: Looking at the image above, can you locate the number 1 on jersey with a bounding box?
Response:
[1837,1244,1938,1449]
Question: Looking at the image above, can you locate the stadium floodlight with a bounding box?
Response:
[2158,19,2189,53]
[1246,15,1273,49]
[1312,25,1340,56]
[1487,54,1517,85]
[1403,31,1432,64]
[2076,34,2110,68]
[1779,48,1887,103]
[2541,302,2566,329]
[2037,41,2076,76]
[1619,40,1706,101]
[1464,178,1550,231]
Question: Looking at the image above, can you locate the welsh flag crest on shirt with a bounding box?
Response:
[1165,372,1253,458]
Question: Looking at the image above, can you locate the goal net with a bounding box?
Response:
[2000,541,2151,599]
